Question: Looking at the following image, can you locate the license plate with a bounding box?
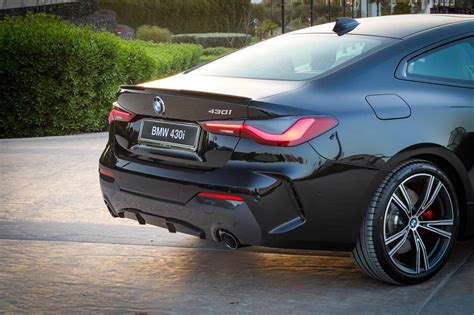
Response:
[138,119,200,151]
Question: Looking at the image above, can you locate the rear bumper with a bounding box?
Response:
[99,144,306,247]
[101,184,264,245]
[99,141,389,250]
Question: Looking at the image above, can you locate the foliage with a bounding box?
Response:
[134,40,203,76]
[200,47,236,63]
[255,19,278,40]
[315,17,328,25]
[172,33,251,48]
[101,0,252,34]
[411,0,421,13]
[250,36,259,44]
[288,17,309,31]
[380,0,393,16]
[393,2,412,14]
[250,0,345,32]
[202,47,236,56]
[0,14,202,138]
[460,0,473,9]
[136,25,172,43]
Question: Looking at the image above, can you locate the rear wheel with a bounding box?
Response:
[352,160,459,284]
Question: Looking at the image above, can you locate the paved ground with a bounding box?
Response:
[0,133,473,314]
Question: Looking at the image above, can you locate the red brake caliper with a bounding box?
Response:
[423,210,434,220]
[420,210,433,235]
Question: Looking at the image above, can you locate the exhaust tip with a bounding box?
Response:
[218,230,240,250]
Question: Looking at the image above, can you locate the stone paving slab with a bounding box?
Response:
[419,252,474,315]
[1,133,473,314]
[0,239,472,314]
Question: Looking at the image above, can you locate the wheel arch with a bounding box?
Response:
[384,143,473,237]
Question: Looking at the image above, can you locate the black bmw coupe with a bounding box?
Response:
[99,14,474,284]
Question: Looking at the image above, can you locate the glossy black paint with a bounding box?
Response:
[100,15,474,251]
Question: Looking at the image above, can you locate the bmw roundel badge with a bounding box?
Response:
[153,96,165,115]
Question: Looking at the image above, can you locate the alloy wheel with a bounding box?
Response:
[383,173,454,275]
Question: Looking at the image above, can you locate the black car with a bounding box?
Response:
[99,14,474,284]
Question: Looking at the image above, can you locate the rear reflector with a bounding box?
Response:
[200,116,338,147]
[196,192,244,202]
[108,107,134,124]
[99,168,114,178]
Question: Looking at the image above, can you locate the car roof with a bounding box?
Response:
[293,14,474,39]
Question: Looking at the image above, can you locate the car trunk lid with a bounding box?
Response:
[112,74,307,169]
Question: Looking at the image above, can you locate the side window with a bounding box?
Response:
[406,37,474,86]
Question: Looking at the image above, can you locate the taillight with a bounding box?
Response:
[199,121,243,136]
[99,168,114,178]
[200,116,338,147]
[99,168,115,183]
[108,106,134,124]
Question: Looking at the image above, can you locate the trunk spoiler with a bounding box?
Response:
[119,85,252,105]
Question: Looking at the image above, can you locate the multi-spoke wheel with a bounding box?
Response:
[352,160,459,284]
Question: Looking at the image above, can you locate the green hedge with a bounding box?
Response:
[200,47,236,63]
[202,47,236,56]
[133,40,202,76]
[0,14,202,138]
[173,33,251,48]
[101,0,251,34]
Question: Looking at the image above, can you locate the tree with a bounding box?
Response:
[393,2,412,14]
[288,17,309,31]
[249,0,346,30]
[315,16,328,25]
[255,19,278,40]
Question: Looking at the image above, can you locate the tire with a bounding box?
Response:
[352,160,459,285]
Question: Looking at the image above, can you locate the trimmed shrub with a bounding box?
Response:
[136,25,172,43]
[173,33,251,48]
[0,14,202,138]
[133,40,203,76]
[202,47,235,56]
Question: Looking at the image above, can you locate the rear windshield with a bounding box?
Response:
[190,34,393,81]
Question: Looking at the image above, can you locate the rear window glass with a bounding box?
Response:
[190,34,392,81]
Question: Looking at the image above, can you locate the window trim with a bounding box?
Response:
[395,34,474,89]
